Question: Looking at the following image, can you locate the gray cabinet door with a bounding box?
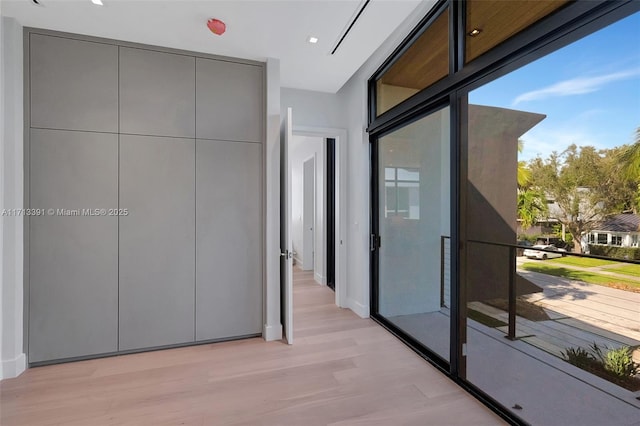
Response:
[196,59,263,143]
[119,135,196,351]
[30,34,118,133]
[29,129,118,363]
[119,48,195,138]
[196,140,262,341]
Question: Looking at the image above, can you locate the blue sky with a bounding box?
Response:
[469,12,640,162]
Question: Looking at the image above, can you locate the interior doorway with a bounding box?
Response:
[290,136,337,290]
[288,126,346,307]
[280,108,347,345]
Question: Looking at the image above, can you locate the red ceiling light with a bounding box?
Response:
[207,18,226,36]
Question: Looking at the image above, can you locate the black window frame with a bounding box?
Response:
[367,1,640,424]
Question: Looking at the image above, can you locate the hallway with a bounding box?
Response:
[0,269,502,425]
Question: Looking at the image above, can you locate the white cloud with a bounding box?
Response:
[512,69,640,106]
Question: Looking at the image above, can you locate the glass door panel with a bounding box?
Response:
[376,106,451,362]
[463,12,640,424]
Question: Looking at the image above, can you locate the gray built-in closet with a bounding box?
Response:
[26,30,264,364]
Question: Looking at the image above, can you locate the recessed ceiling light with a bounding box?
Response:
[468,28,482,37]
[307,36,319,44]
[91,0,104,5]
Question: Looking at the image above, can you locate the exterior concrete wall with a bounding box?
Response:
[466,105,545,301]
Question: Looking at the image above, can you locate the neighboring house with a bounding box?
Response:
[518,189,605,242]
[582,213,640,249]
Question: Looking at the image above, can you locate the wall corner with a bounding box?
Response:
[264,57,282,341]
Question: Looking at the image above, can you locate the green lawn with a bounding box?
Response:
[605,263,640,278]
[520,263,640,291]
[547,256,616,268]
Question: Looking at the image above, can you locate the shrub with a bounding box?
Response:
[562,343,640,390]
[517,234,539,244]
[588,245,640,260]
[562,346,594,370]
[589,342,607,364]
[603,346,640,378]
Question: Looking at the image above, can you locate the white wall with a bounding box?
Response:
[1,16,26,379]
[264,58,282,341]
[290,135,324,282]
[281,88,347,130]
[0,8,4,381]
[278,0,437,319]
[335,0,438,318]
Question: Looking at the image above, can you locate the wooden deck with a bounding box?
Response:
[0,269,502,426]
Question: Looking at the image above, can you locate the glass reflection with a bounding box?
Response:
[377,107,451,361]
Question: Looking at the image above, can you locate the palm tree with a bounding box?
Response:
[618,128,640,181]
[617,128,640,214]
[518,160,531,188]
[517,139,531,188]
[517,187,548,230]
[516,140,547,229]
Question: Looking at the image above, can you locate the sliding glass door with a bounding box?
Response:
[369,1,640,422]
[373,106,451,363]
[460,11,640,424]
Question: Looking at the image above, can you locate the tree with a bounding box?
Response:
[517,187,547,230]
[528,145,609,253]
[517,140,531,188]
[516,140,547,230]
[617,128,640,181]
[615,128,640,213]
[603,145,639,214]
[518,160,531,188]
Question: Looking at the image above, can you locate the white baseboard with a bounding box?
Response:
[347,298,369,318]
[314,272,326,285]
[1,353,26,380]
[263,323,282,341]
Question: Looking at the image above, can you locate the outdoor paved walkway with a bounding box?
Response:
[516,260,640,343]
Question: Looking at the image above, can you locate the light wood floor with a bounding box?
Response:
[0,269,504,425]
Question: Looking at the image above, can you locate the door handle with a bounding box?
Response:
[370,234,381,251]
[280,250,292,259]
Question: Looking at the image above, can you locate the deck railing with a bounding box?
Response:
[442,238,640,341]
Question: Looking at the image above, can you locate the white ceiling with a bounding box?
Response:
[1,0,424,93]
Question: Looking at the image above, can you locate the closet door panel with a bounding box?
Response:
[196,140,262,340]
[30,34,118,132]
[119,135,196,351]
[29,129,118,363]
[196,59,263,142]
[119,48,196,138]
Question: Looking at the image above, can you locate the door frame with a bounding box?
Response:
[291,125,347,309]
[301,155,316,271]
[326,137,336,291]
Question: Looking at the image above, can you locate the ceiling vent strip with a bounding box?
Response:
[331,0,371,55]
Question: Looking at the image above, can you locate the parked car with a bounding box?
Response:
[535,237,571,251]
[523,244,566,260]
[516,240,534,256]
